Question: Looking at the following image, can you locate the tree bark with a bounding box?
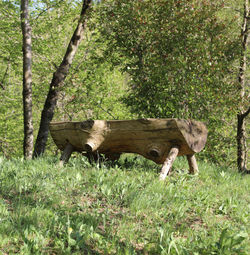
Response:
[237,0,249,172]
[21,0,33,159]
[237,107,250,172]
[33,0,92,157]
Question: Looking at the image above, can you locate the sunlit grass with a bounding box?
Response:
[0,155,249,254]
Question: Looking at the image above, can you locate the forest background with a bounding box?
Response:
[0,0,249,170]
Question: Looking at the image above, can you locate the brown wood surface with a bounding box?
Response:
[159,146,179,180]
[187,154,199,174]
[49,118,207,164]
[59,143,74,166]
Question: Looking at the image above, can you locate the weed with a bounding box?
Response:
[0,155,249,254]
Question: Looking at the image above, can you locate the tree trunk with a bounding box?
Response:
[237,0,249,173]
[237,108,250,172]
[33,0,92,157]
[21,0,33,159]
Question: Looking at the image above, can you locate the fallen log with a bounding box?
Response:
[49,118,208,180]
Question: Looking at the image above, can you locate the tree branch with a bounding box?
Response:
[34,0,64,20]
[240,106,250,119]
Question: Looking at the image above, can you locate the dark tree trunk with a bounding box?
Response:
[21,0,33,159]
[33,0,92,157]
[237,108,250,172]
[237,0,249,173]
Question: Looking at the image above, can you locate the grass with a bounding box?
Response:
[0,155,249,254]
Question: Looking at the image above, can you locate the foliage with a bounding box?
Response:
[0,155,249,254]
[0,0,247,167]
[0,0,23,156]
[0,0,131,157]
[98,0,243,164]
[54,29,134,121]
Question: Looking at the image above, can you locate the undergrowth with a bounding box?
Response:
[0,155,249,254]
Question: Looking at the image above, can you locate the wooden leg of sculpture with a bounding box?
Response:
[159,146,179,180]
[59,143,74,167]
[187,154,198,174]
[85,144,96,164]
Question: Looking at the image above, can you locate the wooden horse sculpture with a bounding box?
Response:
[49,118,208,180]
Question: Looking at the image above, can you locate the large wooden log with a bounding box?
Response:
[49,118,207,178]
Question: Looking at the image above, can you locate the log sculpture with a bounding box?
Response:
[49,118,208,180]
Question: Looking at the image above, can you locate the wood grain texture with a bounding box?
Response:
[49,118,207,164]
[159,146,179,180]
[187,154,199,174]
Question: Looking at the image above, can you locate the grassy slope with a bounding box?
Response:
[0,155,249,255]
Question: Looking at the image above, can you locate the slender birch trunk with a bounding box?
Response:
[237,0,249,173]
[21,0,33,159]
[33,0,92,157]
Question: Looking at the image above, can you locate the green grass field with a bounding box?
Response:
[0,155,249,254]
